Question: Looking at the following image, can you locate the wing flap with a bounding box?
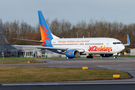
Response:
[37,47,68,50]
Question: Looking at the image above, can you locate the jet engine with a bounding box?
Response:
[65,49,80,58]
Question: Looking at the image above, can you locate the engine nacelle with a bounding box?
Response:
[100,54,113,57]
[65,49,80,58]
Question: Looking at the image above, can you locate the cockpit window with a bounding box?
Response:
[113,42,122,44]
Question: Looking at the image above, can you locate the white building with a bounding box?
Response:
[130,49,135,55]
[4,45,64,58]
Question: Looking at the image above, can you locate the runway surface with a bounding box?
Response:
[1,58,135,90]
[1,84,135,90]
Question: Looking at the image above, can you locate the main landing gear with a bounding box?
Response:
[87,54,93,59]
[67,57,73,59]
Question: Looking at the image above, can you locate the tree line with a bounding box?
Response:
[3,19,135,48]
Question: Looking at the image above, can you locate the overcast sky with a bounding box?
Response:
[0,0,135,27]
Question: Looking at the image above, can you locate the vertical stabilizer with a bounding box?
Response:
[38,11,53,40]
[38,11,53,47]
[3,35,10,45]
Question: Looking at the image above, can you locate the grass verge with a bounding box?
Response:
[117,55,135,58]
[0,60,44,64]
[0,67,131,83]
[0,57,68,59]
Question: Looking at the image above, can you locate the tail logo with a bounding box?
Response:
[4,38,7,43]
[40,25,49,46]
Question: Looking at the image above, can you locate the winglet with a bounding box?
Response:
[3,35,10,45]
[124,34,130,46]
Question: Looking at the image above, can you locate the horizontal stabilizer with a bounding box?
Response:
[13,38,44,43]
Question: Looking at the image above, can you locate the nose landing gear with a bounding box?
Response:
[113,53,118,59]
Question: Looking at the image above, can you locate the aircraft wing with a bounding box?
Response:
[36,46,68,50]
[13,45,67,50]
[14,45,67,50]
[13,45,84,52]
[37,46,85,52]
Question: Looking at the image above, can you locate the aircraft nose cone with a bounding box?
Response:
[121,45,125,51]
[118,45,125,52]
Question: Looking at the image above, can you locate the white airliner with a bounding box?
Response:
[13,11,130,59]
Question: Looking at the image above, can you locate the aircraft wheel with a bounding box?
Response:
[113,56,117,59]
[67,57,73,59]
[87,55,93,58]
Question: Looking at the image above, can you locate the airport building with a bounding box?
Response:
[130,49,135,55]
[4,45,62,57]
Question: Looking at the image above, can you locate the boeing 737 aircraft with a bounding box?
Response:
[14,11,130,59]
